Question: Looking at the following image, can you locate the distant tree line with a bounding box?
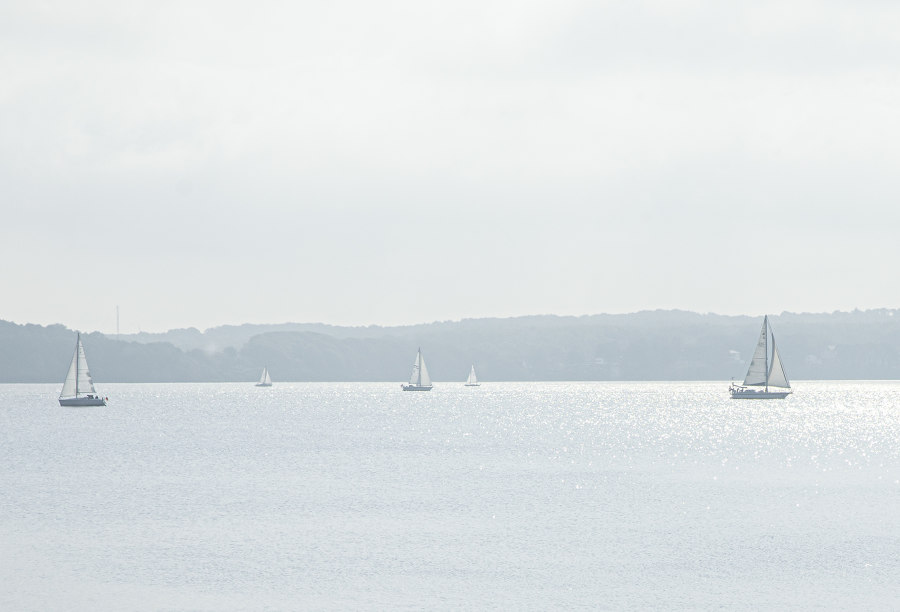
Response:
[2,309,900,383]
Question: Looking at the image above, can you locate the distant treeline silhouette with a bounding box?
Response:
[2,309,900,383]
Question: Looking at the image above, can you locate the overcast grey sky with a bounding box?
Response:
[2,1,899,333]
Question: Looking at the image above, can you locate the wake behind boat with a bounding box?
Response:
[402,348,433,391]
[59,332,107,406]
[730,315,792,399]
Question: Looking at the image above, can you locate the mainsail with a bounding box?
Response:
[259,367,271,385]
[743,318,770,387]
[466,365,478,385]
[60,333,97,399]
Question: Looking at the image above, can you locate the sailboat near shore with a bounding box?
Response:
[465,364,480,386]
[59,333,107,407]
[256,367,272,387]
[730,315,792,399]
[402,348,433,391]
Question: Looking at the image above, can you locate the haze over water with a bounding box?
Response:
[3,381,899,609]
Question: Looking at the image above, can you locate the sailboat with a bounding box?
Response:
[730,315,792,399]
[402,348,433,391]
[464,364,480,386]
[59,332,107,406]
[256,367,273,387]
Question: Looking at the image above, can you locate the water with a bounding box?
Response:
[2,381,900,609]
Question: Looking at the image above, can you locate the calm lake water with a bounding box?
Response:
[2,381,900,610]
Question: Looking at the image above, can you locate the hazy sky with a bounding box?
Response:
[3,1,900,333]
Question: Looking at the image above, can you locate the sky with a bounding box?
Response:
[2,1,900,334]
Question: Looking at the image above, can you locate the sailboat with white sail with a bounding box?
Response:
[465,364,480,386]
[402,348,433,391]
[730,315,792,399]
[256,367,272,387]
[59,332,107,406]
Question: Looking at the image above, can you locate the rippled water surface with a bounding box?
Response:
[2,381,900,609]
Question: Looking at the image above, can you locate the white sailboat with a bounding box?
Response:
[402,348,433,391]
[730,315,792,399]
[256,367,272,387]
[59,332,107,406]
[464,364,480,386]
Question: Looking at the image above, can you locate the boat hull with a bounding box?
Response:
[730,389,791,399]
[402,384,433,391]
[464,383,480,387]
[255,383,272,387]
[59,396,107,407]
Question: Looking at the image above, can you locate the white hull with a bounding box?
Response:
[255,382,272,387]
[402,384,433,391]
[730,387,791,399]
[59,396,107,407]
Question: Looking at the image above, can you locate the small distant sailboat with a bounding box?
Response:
[256,367,273,387]
[402,348,433,391]
[730,315,792,399]
[465,364,480,386]
[59,332,107,406]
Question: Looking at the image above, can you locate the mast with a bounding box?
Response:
[764,316,769,393]
[75,333,80,397]
[416,349,422,386]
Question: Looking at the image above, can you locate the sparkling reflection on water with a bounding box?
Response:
[2,381,900,609]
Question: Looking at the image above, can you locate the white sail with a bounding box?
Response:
[407,349,432,387]
[76,339,96,395]
[742,318,769,387]
[60,349,78,398]
[256,366,272,386]
[767,338,790,389]
[402,348,433,390]
[417,350,432,386]
[466,365,477,385]
[731,316,792,399]
[60,334,98,399]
